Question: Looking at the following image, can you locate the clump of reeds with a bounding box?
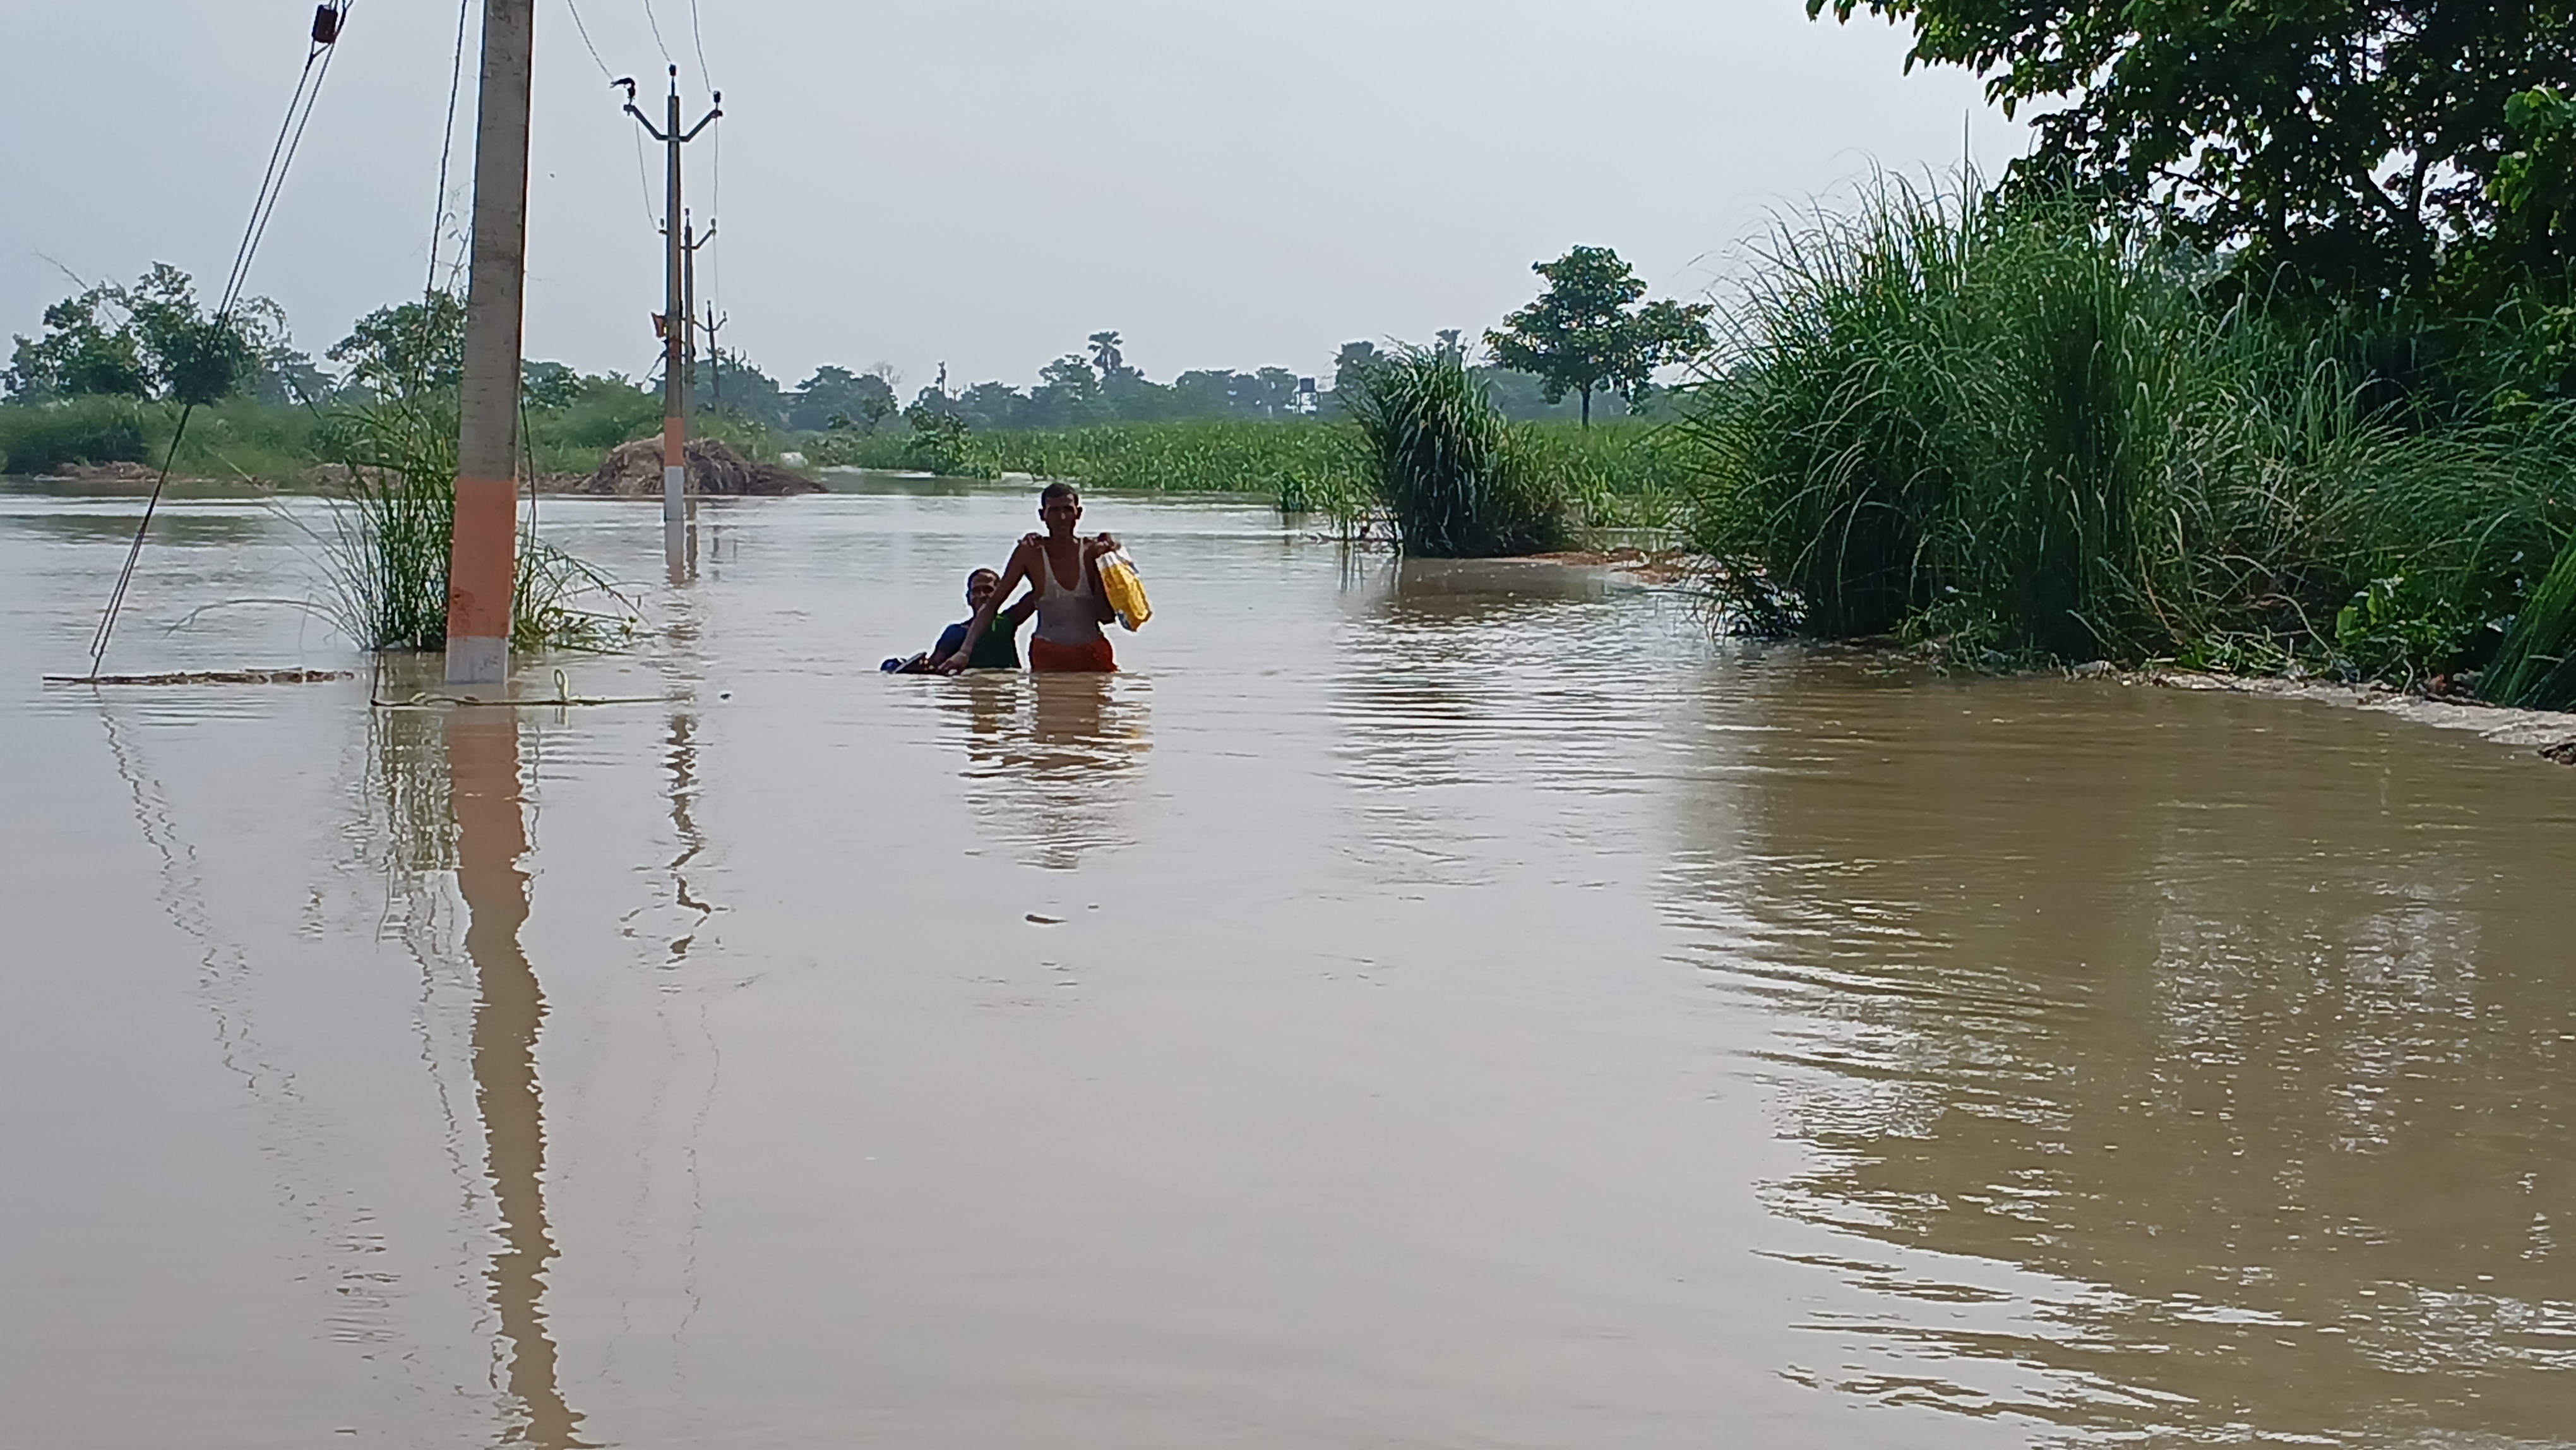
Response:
[317,397,456,650]
[313,394,631,653]
[1342,347,1566,556]
[1687,177,2576,674]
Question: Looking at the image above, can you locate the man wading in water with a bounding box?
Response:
[939,482,1120,673]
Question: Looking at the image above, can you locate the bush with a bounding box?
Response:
[1342,348,1567,556]
[0,397,150,474]
[1688,178,2576,671]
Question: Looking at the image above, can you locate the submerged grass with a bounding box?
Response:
[1688,180,2576,681]
[311,396,633,654]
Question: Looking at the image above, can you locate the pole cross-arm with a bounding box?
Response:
[614,76,671,140]
[681,95,723,143]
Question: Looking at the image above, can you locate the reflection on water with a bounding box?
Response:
[448,712,590,1448]
[1328,553,1673,888]
[660,712,716,963]
[941,672,1150,870]
[1669,669,2576,1442]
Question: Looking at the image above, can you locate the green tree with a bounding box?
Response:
[2496,85,2576,259]
[329,292,466,396]
[5,264,270,404]
[1485,246,1711,426]
[790,365,900,431]
[6,290,148,399]
[124,263,264,405]
[900,399,970,472]
[520,359,585,409]
[1087,330,1133,383]
[1029,352,1104,427]
[1807,0,2576,297]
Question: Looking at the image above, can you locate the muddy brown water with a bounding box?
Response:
[6,479,2574,1449]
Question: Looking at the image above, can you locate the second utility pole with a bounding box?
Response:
[621,66,719,579]
[681,211,716,409]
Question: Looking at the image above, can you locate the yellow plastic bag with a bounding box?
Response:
[1099,548,1151,631]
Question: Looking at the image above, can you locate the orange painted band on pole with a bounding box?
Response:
[449,475,519,642]
[663,416,684,462]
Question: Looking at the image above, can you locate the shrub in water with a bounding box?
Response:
[313,395,629,653]
[1342,348,1566,556]
[1688,177,2576,668]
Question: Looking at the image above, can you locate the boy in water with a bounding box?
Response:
[885,567,1035,673]
[939,482,1119,673]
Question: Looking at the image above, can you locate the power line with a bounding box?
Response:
[687,0,712,88]
[426,0,472,297]
[560,0,614,77]
[684,0,719,335]
[561,0,659,224]
[92,5,354,675]
[638,0,674,65]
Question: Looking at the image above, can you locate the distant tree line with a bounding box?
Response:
[8,246,1714,440]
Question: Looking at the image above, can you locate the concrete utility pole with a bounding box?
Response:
[621,68,720,579]
[701,303,728,409]
[444,0,537,688]
[681,212,717,408]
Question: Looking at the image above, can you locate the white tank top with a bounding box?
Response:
[1033,542,1104,645]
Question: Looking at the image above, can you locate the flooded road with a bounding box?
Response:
[6,479,2575,1448]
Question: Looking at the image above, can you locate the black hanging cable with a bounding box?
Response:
[639,0,674,65]
[562,0,659,223]
[426,0,471,299]
[686,0,711,89]
[88,6,354,676]
[695,0,719,338]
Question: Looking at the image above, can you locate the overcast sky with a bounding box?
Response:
[2,1,2024,392]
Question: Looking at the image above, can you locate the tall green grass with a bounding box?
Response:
[1690,181,2576,676]
[312,397,631,654]
[968,421,1366,513]
[1343,348,1568,556]
[798,414,1682,532]
[0,397,150,473]
[2484,530,2576,708]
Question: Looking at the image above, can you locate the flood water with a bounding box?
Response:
[7,478,2576,1449]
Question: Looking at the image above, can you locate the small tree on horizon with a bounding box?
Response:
[1485,246,1712,426]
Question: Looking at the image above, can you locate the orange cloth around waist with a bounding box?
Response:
[1029,635,1117,673]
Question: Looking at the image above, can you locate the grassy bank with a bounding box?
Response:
[1686,183,2576,701]
[0,387,665,484]
[806,414,1694,530]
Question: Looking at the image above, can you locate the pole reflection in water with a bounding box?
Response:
[448,710,592,1448]
[663,711,715,962]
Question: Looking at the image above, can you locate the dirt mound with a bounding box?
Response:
[559,438,822,497]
